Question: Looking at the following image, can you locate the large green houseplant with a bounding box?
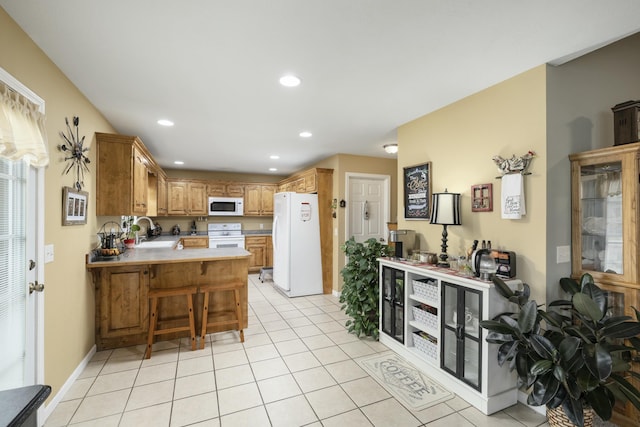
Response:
[480,273,640,427]
[339,237,390,339]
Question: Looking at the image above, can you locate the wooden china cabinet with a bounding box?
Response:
[569,142,640,426]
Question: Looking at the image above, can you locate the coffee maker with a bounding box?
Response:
[389,229,416,259]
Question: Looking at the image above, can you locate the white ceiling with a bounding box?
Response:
[3,1,640,175]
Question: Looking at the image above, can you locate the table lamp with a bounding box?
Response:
[429,189,461,267]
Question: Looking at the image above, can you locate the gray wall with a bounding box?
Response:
[545,33,640,302]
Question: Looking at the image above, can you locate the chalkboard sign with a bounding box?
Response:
[403,162,431,219]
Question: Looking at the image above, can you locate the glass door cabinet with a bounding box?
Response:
[569,142,640,426]
[441,281,482,391]
[381,265,404,343]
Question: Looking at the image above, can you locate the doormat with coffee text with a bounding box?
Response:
[357,351,454,411]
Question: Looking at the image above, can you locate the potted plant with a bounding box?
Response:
[123,224,140,248]
[339,237,391,339]
[480,273,640,427]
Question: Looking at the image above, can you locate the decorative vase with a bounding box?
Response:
[547,405,594,427]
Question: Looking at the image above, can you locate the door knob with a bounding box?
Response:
[29,281,45,294]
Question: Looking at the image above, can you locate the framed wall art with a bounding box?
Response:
[62,186,88,225]
[403,162,432,219]
[471,183,493,212]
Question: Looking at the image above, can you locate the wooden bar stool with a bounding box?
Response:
[199,281,244,348]
[145,286,198,359]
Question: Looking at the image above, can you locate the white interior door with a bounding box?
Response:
[346,174,390,244]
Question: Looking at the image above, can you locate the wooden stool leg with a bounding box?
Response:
[145,296,159,359]
[187,292,196,351]
[200,291,209,350]
[234,288,244,343]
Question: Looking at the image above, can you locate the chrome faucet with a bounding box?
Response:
[134,216,155,244]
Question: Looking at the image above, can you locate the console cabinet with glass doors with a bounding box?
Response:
[378,258,519,415]
[569,142,640,426]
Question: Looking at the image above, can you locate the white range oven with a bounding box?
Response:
[208,223,245,249]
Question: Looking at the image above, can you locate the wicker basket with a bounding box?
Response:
[546,405,594,427]
[413,332,437,361]
[412,305,437,330]
[412,279,438,304]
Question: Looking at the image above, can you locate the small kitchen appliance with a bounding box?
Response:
[471,249,517,279]
[208,196,244,216]
[389,229,416,259]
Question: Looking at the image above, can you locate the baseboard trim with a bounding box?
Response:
[41,345,96,425]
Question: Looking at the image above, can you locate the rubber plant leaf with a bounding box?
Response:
[492,276,515,299]
[582,342,612,381]
[586,385,613,422]
[581,282,607,319]
[559,277,580,295]
[530,334,556,360]
[572,292,604,322]
[601,321,640,339]
[517,300,537,334]
[562,396,584,427]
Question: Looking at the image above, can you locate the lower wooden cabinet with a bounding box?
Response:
[181,236,209,248]
[95,265,149,350]
[245,235,271,272]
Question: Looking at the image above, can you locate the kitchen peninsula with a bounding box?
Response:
[86,246,250,350]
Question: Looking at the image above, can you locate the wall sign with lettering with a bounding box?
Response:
[403,162,432,219]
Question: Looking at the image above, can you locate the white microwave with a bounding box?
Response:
[208,197,244,216]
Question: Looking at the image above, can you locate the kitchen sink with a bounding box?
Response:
[135,240,176,249]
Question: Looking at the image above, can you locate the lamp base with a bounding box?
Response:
[438,224,450,268]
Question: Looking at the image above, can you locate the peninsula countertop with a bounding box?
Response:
[86,246,251,268]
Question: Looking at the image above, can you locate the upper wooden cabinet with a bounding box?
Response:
[96,133,162,216]
[156,171,168,216]
[569,142,640,287]
[277,168,321,194]
[244,184,276,216]
[167,179,208,216]
[207,182,245,197]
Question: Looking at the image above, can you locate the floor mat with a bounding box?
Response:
[357,351,454,411]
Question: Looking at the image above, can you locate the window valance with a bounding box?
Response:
[0,81,49,167]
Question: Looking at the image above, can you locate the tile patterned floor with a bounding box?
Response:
[44,275,549,427]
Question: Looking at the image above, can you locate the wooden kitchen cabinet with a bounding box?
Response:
[181,236,208,248]
[207,182,245,197]
[245,235,268,272]
[244,184,276,216]
[96,132,162,216]
[94,264,149,350]
[156,171,168,216]
[167,179,208,216]
[569,142,640,426]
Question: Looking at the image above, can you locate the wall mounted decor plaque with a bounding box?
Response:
[403,162,431,219]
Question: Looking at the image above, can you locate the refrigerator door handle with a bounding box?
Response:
[272,216,278,252]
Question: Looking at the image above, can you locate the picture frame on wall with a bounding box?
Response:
[471,183,493,212]
[403,162,432,219]
[62,186,88,225]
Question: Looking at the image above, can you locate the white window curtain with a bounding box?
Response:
[0,81,49,168]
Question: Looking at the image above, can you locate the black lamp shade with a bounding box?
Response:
[430,191,461,225]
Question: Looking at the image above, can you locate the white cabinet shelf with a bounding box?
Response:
[378,258,519,415]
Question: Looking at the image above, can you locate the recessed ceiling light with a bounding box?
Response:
[299,131,312,138]
[269,167,278,172]
[279,75,301,87]
[157,119,174,127]
[174,160,184,165]
[270,155,280,160]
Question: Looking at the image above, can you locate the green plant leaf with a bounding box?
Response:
[583,343,612,381]
[479,320,517,335]
[559,277,580,295]
[498,341,518,366]
[530,334,556,361]
[538,310,563,328]
[609,373,640,411]
[586,385,613,422]
[601,321,640,339]
[492,276,515,300]
[565,376,582,400]
[486,332,514,344]
[530,359,553,375]
[582,282,607,318]
[558,336,581,362]
[580,273,595,288]
[562,397,584,427]
[573,293,604,322]
[518,300,537,334]
[532,372,560,406]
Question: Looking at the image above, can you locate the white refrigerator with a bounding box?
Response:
[272,192,323,297]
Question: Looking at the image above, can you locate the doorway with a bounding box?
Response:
[0,68,46,393]
[345,173,391,244]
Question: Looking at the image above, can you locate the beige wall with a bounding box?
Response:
[398,66,548,303]
[1,8,116,402]
[308,154,398,292]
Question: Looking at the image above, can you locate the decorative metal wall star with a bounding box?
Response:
[58,116,90,191]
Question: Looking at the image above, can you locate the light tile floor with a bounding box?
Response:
[44,274,549,427]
